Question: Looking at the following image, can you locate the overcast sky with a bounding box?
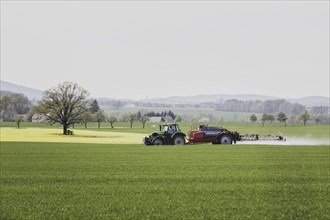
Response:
[1,1,329,100]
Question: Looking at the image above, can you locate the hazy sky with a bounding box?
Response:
[1,1,329,100]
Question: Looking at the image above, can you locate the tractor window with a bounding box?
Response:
[169,125,177,132]
[162,125,169,132]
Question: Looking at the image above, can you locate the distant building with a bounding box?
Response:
[32,113,48,123]
[198,117,210,122]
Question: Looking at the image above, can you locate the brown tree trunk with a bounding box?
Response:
[63,125,68,135]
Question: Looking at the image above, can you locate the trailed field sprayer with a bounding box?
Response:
[143,124,286,145]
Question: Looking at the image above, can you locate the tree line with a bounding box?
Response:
[0,92,32,124]
[216,99,306,115]
[140,110,176,121]
[1,82,329,134]
[249,110,326,126]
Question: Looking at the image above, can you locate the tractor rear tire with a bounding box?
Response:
[173,135,185,145]
[219,134,232,144]
[153,138,163,145]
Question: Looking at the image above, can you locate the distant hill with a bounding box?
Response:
[0,80,328,107]
[288,96,329,107]
[0,80,43,100]
[147,94,279,104]
[147,94,329,107]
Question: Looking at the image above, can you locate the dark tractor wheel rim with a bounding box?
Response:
[220,135,232,144]
[174,136,185,145]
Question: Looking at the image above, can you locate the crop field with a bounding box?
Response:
[1,124,329,219]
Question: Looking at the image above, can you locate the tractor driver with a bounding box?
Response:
[169,124,176,132]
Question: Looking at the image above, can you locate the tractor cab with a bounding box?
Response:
[160,124,179,134]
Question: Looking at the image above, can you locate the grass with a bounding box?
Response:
[1,124,329,219]
[1,122,329,143]
[0,127,145,144]
[1,142,329,219]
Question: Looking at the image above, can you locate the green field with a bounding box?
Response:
[1,124,329,219]
[1,121,329,138]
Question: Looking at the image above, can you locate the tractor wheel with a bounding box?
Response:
[219,134,232,144]
[173,135,185,145]
[153,138,163,145]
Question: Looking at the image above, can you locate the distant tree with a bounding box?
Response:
[81,113,92,128]
[313,114,321,126]
[261,113,275,126]
[136,111,142,120]
[250,114,257,123]
[168,110,176,120]
[300,111,311,126]
[95,110,106,128]
[165,115,174,122]
[26,105,41,122]
[90,99,100,113]
[128,113,137,128]
[15,115,24,129]
[0,93,31,121]
[38,82,90,135]
[144,110,176,120]
[290,103,305,115]
[0,96,16,121]
[289,115,298,126]
[261,113,268,127]
[268,114,275,123]
[174,115,183,123]
[139,115,149,128]
[11,93,31,114]
[218,99,304,115]
[120,113,129,123]
[107,115,117,128]
[314,116,320,126]
[277,112,288,126]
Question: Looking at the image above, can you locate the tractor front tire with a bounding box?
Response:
[153,138,163,145]
[173,135,185,145]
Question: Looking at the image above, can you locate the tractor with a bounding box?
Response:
[143,124,186,145]
[143,123,285,146]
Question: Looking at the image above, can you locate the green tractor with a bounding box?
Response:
[143,124,186,145]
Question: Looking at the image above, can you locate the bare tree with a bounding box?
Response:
[107,115,117,128]
[174,115,183,123]
[95,110,106,129]
[128,113,137,128]
[261,113,275,126]
[312,114,321,126]
[300,111,311,126]
[268,114,275,123]
[140,115,149,128]
[277,112,288,126]
[38,82,90,135]
[81,112,92,128]
[15,115,24,129]
[261,113,268,127]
